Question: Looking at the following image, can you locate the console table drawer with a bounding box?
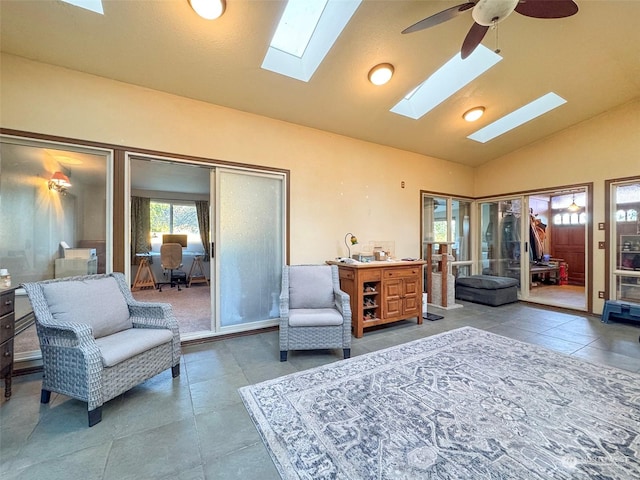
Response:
[384,267,420,279]
[0,291,14,317]
[0,313,14,344]
[0,339,12,371]
[360,269,382,282]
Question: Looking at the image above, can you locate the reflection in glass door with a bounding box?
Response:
[479,198,523,287]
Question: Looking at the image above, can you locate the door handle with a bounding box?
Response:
[211,242,215,259]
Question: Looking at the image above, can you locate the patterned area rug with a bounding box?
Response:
[239,327,640,479]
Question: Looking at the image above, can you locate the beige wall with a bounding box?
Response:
[475,98,640,313]
[2,53,638,313]
[1,53,474,264]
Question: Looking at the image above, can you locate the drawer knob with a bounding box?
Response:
[3,352,10,357]
[4,324,11,329]
[4,300,12,306]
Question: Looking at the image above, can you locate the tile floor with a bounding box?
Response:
[1,301,639,480]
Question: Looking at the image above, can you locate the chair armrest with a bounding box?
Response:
[36,321,96,349]
[128,301,178,330]
[334,288,351,319]
[128,300,181,364]
[279,290,290,319]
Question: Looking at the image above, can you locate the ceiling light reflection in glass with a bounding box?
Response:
[391,46,501,120]
[468,92,567,143]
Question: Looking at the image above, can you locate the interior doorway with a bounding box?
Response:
[478,186,590,312]
[127,155,287,341]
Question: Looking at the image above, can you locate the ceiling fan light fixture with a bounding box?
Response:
[368,63,394,86]
[188,0,225,20]
[463,106,485,122]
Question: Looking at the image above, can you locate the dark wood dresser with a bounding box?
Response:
[1,286,16,399]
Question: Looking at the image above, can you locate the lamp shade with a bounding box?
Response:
[49,171,71,188]
[189,0,225,20]
[567,194,580,211]
[344,232,358,258]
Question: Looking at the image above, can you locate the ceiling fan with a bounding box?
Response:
[402,0,579,59]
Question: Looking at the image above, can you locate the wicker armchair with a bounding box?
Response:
[22,272,181,427]
[279,264,351,362]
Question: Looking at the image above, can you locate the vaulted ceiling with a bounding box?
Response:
[1,0,639,167]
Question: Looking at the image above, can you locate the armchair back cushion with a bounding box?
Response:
[42,276,132,339]
[289,265,334,309]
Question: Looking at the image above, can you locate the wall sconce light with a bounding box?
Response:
[188,0,225,20]
[463,106,485,122]
[48,171,71,193]
[344,232,358,258]
[368,63,394,86]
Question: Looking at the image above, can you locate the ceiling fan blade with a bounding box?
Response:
[461,22,489,59]
[402,2,475,34]
[514,0,578,19]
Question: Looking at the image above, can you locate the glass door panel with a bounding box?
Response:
[451,199,472,278]
[1,135,112,361]
[612,181,640,302]
[479,198,523,285]
[217,169,285,331]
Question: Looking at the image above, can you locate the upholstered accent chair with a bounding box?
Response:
[279,264,351,362]
[22,273,181,427]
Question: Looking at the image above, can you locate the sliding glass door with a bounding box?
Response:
[216,169,285,332]
[610,180,640,303]
[1,134,112,361]
[128,156,286,339]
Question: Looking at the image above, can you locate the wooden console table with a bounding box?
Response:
[327,260,426,338]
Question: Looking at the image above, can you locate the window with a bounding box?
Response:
[617,208,638,222]
[150,200,201,251]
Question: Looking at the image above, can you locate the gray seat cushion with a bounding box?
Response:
[42,276,132,338]
[95,328,174,367]
[456,275,518,290]
[289,308,344,327]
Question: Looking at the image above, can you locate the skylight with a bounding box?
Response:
[391,45,502,120]
[262,0,362,82]
[467,92,567,143]
[270,1,327,58]
[61,0,104,14]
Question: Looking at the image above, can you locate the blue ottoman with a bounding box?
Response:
[455,275,518,307]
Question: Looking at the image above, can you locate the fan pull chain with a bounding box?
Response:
[493,21,501,54]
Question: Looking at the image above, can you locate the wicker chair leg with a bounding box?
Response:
[88,407,102,427]
[172,364,180,378]
[40,389,51,404]
[343,348,351,359]
[280,351,288,362]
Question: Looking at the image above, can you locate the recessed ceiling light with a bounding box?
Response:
[463,106,485,122]
[189,0,225,20]
[391,45,502,120]
[262,0,363,82]
[467,92,567,143]
[368,63,394,86]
